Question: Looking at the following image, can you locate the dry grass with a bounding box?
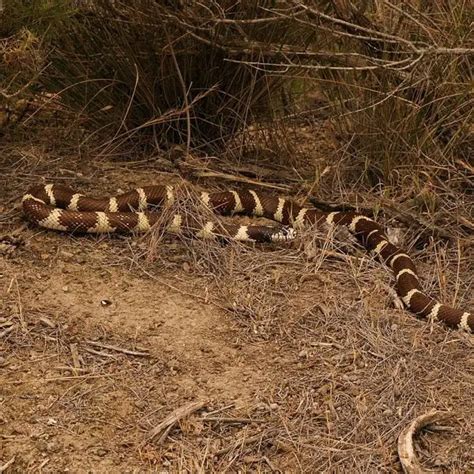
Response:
[1,122,473,471]
[143,203,473,472]
[134,144,473,469]
[2,1,303,151]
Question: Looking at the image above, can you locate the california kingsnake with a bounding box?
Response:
[22,184,472,332]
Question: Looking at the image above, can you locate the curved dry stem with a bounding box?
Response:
[398,410,452,474]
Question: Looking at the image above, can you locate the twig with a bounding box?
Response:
[39,316,56,328]
[201,416,264,424]
[192,170,290,191]
[382,0,438,45]
[165,29,192,156]
[203,403,235,416]
[107,63,139,151]
[83,347,117,358]
[46,373,118,382]
[293,1,422,50]
[263,455,280,473]
[228,54,424,73]
[456,159,474,175]
[85,340,149,357]
[136,265,229,313]
[69,343,81,376]
[457,216,474,233]
[98,87,217,151]
[144,400,207,445]
[35,459,50,471]
[214,430,275,456]
[14,278,26,333]
[0,325,15,338]
[398,410,452,474]
[0,456,16,473]
[54,366,90,373]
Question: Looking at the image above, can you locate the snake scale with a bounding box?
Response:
[22,183,472,332]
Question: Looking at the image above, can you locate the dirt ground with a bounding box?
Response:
[1,133,473,473]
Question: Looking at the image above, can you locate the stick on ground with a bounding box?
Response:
[85,340,149,357]
[0,456,16,473]
[144,400,207,445]
[398,410,452,474]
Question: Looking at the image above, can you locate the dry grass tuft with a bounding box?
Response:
[3,2,306,151]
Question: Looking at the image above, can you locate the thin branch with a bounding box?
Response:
[0,456,16,473]
[165,29,192,155]
[292,1,422,50]
[382,0,438,46]
[85,340,150,357]
[226,54,424,73]
[143,400,207,445]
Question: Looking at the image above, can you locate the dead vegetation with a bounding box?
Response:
[2,128,472,471]
[1,1,473,472]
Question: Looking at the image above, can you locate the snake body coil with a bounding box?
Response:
[22,184,472,332]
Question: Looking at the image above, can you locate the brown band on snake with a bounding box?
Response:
[22,184,472,332]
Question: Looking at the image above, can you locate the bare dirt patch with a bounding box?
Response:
[1,139,473,472]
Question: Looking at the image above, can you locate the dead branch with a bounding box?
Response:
[0,456,16,473]
[0,325,15,338]
[85,340,149,357]
[201,416,264,424]
[398,410,452,474]
[69,343,81,375]
[144,400,207,445]
[292,1,421,50]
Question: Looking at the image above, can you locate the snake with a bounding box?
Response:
[22,183,472,332]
